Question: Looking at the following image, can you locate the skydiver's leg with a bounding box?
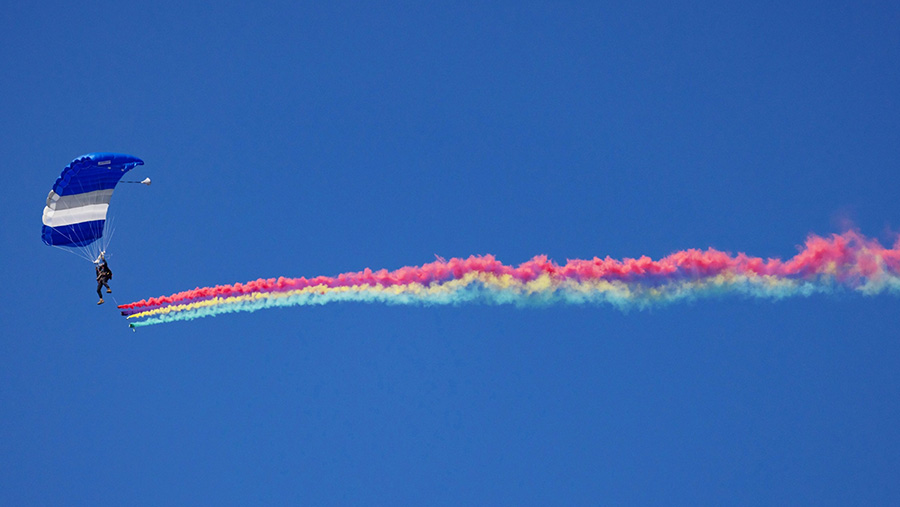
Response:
[103,281,111,293]
[97,282,103,299]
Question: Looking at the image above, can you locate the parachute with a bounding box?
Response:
[41,153,145,262]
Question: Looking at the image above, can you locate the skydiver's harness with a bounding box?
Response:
[97,264,113,282]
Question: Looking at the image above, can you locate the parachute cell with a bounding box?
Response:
[41,153,144,259]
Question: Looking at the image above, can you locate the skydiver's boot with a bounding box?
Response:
[97,299,105,305]
[107,289,112,293]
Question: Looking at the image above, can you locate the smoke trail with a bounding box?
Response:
[120,231,900,328]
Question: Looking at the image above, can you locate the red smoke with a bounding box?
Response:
[119,230,899,315]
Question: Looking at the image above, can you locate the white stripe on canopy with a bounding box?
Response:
[42,203,109,227]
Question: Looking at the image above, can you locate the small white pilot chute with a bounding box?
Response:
[122,177,152,185]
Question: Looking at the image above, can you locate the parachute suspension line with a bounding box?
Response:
[69,174,105,262]
[49,242,93,262]
[103,214,117,258]
[75,190,100,262]
[66,179,96,261]
[64,192,95,261]
[88,186,104,261]
[47,222,93,261]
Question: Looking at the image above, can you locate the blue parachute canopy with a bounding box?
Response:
[41,153,144,258]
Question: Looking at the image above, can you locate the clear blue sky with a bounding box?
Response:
[2,1,900,504]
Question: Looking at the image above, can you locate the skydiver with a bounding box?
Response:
[95,253,113,305]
